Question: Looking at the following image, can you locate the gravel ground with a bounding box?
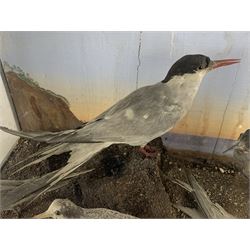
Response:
[1,138,249,218]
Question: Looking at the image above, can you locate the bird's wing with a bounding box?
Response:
[223,142,239,153]
[173,204,204,219]
[0,169,94,210]
[172,171,234,219]
[1,82,180,145]
[56,83,181,144]
[0,126,77,143]
[83,208,137,219]
[0,141,111,210]
[186,172,234,218]
[224,129,249,153]
[185,173,217,218]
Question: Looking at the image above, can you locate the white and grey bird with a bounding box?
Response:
[0,54,240,210]
[224,129,249,178]
[33,199,137,219]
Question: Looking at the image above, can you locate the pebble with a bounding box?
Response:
[219,168,225,174]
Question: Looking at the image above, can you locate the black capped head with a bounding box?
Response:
[162,54,211,83]
[162,54,240,83]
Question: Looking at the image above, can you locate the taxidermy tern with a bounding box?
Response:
[224,129,249,178]
[0,54,240,210]
[33,199,136,219]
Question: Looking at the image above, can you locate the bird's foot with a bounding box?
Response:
[138,145,158,158]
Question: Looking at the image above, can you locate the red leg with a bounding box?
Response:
[138,145,158,158]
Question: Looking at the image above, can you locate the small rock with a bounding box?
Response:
[219,168,225,173]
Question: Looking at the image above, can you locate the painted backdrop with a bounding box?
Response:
[0,31,249,162]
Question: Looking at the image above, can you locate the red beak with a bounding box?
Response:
[211,58,240,69]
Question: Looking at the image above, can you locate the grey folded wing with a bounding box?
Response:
[171,172,234,219]
[67,83,183,144]
[0,82,182,145]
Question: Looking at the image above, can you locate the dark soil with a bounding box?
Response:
[1,138,249,218]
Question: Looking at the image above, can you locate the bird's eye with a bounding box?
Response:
[198,66,203,70]
[55,210,61,215]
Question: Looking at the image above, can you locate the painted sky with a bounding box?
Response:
[0,31,249,139]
